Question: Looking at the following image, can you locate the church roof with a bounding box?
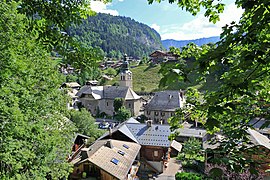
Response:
[76,86,140,100]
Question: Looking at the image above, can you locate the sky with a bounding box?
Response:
[90,0,243,40]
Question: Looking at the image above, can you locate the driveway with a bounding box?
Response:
[154,158,182,180]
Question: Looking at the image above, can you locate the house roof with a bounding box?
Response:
[62,82,80,88]
[76,86,140,100]
[100,119,172,147]
[175,128,207,139]
[145,90,184,111]
[203,129,270,150]
[126,123,171,147]
[149,50,167,57]
[75,139,141,180]
[248,128,270,150]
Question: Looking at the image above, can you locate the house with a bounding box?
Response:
[203,128,270,177]
[144,90,185,124]
[149,50,179,64]
[61,82,81,110]
[76,85,141,116]
[70,139,141,180]
[99,119,172,173]
[174,127,209,143]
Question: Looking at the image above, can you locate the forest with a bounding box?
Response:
[68,13,164,58]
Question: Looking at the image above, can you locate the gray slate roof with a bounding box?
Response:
[175,128,207,139]
[100,118,171,147]
[126,123,171,147]
[145,90,184,111]
[76,85,140,100]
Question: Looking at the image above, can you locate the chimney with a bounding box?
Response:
[109,127,112,138]
[146,120,152,127]
[105,140,113,149]
[179,90,183,99]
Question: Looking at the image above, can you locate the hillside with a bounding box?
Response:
[162,36,220,50]
[68,13,163,58]
[106,63,218,93]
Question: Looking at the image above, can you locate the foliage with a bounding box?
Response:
[151,0,270,175]
[169,87,206,130]
[0,2,76,179]
[114,107,132,122]
[177,138,204,163]
[113,98,124,112]
[175,172,204,180]
[69,109,103,138]
[105,67,117,77]
[68,13,163,58]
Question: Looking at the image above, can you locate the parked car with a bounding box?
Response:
[98,122,110,129]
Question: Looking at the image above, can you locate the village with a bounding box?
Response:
[61,52,270,180]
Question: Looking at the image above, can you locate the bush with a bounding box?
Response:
[175,172,204,180]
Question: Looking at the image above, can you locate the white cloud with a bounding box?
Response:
[160,3,244,40]
[90,1,119,16]
[118,0,124,2]
[150,23,160,32]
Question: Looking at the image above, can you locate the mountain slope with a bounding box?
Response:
[162,36,220,49]
[68,13,163,58]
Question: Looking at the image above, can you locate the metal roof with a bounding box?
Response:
[126,123,171,147]
[175,128,207,138]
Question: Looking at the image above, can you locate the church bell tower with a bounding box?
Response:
[119,54,132,88]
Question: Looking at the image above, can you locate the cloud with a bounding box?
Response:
[90,1,119,16]
[160,3,244,40]
[150,23,160,32]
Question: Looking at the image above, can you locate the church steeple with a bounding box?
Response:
[119,54,133,88]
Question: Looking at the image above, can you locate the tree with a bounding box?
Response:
[115,107,132,122]
[70,109,104,138]
[0,2,76,179]
[177,138,204,164]
[113,98,124,112]
[150,0,270,174]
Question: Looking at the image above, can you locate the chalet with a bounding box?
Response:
[174,128,209,143]
[70,139,141,180]
[144,90,185,124]
[149,50,179,64]
[99,119,172,173]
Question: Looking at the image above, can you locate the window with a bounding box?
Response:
[123,144,129,149]
[154,151,158,157]
[171,112,175,116]
[111,158,119,165]
[118,150,125,156]
[155,111,159,116]
[161,112,165,116]
[107,102,109,106]
[129,103,131,108]
[147,111,150,115]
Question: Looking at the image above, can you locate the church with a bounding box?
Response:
[76,55,142,117]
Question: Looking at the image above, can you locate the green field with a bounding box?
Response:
[106,63,218,93]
